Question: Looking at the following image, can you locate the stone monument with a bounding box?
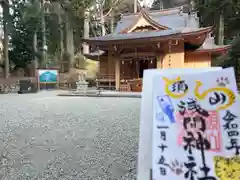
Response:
[75,72,89,94]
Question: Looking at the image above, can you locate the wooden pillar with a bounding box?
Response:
[108,48,112,75]
[162,40,184,68]
[108,48,112,89]
[162,52,184,68]
[115,58,120,91]
[156,56,162,68]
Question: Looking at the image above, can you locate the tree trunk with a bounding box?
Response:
[53,1,64,72]
[58,14,64,63]
[59,18,64,72]
[32,30,38,76]
[64,17,74,72]
[218,12,224,45]
[40,0,46,68]
[110,11,114,33]
[2,0,9,78]
[159,0,163,10]
[100,7,106,36]
[83,9,90,54]
[190,0,195,10]
[59,20,64,59]
[134,0,137,13]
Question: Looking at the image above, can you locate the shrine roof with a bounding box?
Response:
[83,27,212,43]
[114,6,198,34]
[83,6,202,45]
[85,29,182,41]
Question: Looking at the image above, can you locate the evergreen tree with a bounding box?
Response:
[9,0,39,69]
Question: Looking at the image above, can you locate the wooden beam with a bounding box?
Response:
[94,40,181,52]
[120,52,157,57]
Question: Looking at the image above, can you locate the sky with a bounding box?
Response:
[140,0,154,7]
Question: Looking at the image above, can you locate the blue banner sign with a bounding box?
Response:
[38,69,58,83]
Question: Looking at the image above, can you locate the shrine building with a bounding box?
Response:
[82,6,230,92]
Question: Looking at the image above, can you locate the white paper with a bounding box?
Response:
[152,67,239,180]
[137,67,222,180]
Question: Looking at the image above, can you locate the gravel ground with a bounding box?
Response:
[0,91,140,180]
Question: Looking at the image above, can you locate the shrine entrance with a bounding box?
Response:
[139,60,148,78]
[138,57,157,78]
[135,56,157,79]
[124,56,157,92]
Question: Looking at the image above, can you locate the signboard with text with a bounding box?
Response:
[137,67,223,180]
[152,68,240,180]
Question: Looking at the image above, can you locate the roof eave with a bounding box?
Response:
[182,26,213,47]
[83,50,107,61]
[82,34,184,46]
[182,26,213,37]
[195,45,231,54]
[83,54,107,61]
[82,27,213,46]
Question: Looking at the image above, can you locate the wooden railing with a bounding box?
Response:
[96,74,115,90]
[96,74,115,82]
[96,74,136,91]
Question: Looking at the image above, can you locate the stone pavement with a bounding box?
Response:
[0,91,140,180]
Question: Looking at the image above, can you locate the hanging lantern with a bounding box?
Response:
[150,60,153,64]
[122,61,124,64]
